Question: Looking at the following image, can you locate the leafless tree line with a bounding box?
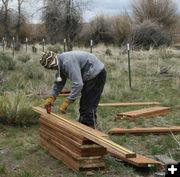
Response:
[0,0,27,49]
[0,0,179,51]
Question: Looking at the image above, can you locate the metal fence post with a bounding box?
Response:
[2,37,5,52]
[42,39,45,52]
[90,40,93,53]
[64,39,66,52]
[12,37,15,57]
[127,43,132,89]
[26,37,28,53]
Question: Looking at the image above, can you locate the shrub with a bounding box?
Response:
[89,15,114,46]
[112,15,134,46]
[132,0,178,30]
[128,20,172,50]
[47,45,62,53]
[0,52,16,84]
[17,55,31,63]
[23,62,44,80]
[0,93,39,125]
[159,47,174,59]
[0,52,16,71]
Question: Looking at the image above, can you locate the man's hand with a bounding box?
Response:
[60,100,70,114]
[44,96,55,108]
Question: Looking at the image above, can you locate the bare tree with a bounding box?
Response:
[42,0,87,50]
[15,0,26,50]
[89,15,114,46]
[0,0,12,47]
[132,0,178,30]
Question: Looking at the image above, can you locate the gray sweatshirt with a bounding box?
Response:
[50,51,104,103]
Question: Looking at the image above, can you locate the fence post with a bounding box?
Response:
[90,40,93,53]
[26,37,28,53]
[42,39,45,52]
[12,37,15,57]
[127,43,132,89]
[64,39,66,52]
[2,37,5,52]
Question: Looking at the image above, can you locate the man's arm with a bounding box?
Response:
[64,62,83,103]
[50,71,67,99]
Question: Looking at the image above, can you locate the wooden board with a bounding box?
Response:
[98,102,160,107]
[26,90,71,97]
[40,137,106,173]
[33,106,136,158]
[115,107,170,121]
[60,90,71,94]
[58,90,71,96]
[58,93,70,97]
[39,126,107,157]
[39,116,88,144]
[39,114,108,141]
[108,126,180,134]
[109,151,162,167]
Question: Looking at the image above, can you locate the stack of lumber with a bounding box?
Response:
[108,126,180,134]
[115,107,170,121]
[33,107,136,174]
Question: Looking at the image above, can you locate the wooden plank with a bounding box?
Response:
[108,126,180,134]
[40,132,81,159]
[33,106,136,158]
[39,117,86,144]
[115,107,170,121]
[40,124,82,147]
[109,151,162,167]
[98,102,160,107]
[40,137,79,171]
[39,127,83,156]
[40,115,105,145]
[40,137,106,173]
[60,90,71,94]
[39,126,107,157]
[39,111,109,139]
[58,93,70,97]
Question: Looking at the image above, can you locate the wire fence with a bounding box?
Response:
[0,37,94,57]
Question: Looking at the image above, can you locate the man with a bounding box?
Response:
[40,50,106,129]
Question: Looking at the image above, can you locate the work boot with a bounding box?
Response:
[78,116,97,129]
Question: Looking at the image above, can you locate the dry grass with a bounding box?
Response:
[0,44,180,176]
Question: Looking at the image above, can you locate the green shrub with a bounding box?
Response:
[0,93,40,125]
[128,20,171,50]
[0,52,16,83]
[23,62,44,80]
[159,48,174,59]
[17,55,31,63]
[0,52,16,70]
[47,45,62,53]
